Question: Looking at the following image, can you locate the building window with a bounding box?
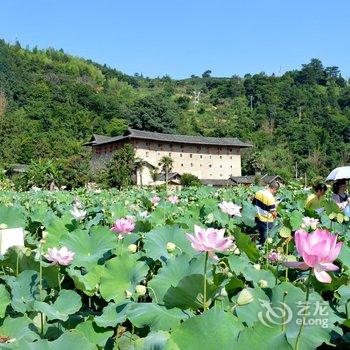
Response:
[230,165,232,168]
[181,163,184,167]
[158,143,161,147]
[220,165,222,168]
[209,155,212,159]
[190,154,193,158]
[210,173,212,177]
[191,163,193,167]
[146,142,149,146]
[180,154,183,157]
[209,164,212,168]
[146,152,149,157]
[157,152,160,156]
[220,156,222,159]
[200,155,203,159]
[200,164,203,167]
[220,174,223,177]
[230,156,232,160]
[229,148,233,152]
[168,152,171,156]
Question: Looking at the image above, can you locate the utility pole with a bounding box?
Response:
[295,162,298,179]
[250,95,253,111]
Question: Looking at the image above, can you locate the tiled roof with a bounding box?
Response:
[84,129,252,148]
[201,178,234,186]
[230,174,284,185]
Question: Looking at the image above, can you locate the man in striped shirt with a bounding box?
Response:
[252,181,280,244]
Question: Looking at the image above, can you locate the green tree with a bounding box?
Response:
[104,144,136,189]
[180,173,201,187]
[159,155,173,192]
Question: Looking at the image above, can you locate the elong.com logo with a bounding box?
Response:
[257,299,329,328]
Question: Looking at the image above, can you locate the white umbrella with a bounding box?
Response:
[326,166,350,181]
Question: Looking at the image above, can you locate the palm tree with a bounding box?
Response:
[159,156,173,192]
[134,157,145,187]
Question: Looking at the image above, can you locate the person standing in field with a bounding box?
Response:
[305,183,327,215]
[252,181,280,245]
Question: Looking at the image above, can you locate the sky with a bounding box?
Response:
[0,0,349,79]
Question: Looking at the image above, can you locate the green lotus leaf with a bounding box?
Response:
[0,284,11,318]
[94,301,131,328]
[168,307,243,349]
[148,254,205,303]
[127,302,192,331]
[61,227,117,270]
[0,205,26,228]
[33,289,82,321]
[143,225,195,262]
[100,254,148,303]
[75,320,113,347]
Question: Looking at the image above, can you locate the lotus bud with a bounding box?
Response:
[166,242,176,253]
[124,290,132,299]
[135,285,147,296]
[128,244,137,253]
[258,280,268,288]
[237,289,254,306]
[0,223,8,230]
[219,287,228,297]
[266,237,273,244]
[253,264,261,270]
[42,231,48,239]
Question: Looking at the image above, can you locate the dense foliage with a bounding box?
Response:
[0,184,348,349]
[0,39,349,180]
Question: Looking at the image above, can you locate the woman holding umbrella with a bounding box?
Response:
[332,179,350,210]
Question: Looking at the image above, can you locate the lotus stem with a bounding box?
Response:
[16,252,19,277]
[57,270,61,292]
[39,243,44,336]
[285,241,289,282]
[203,252,209,311]
[295,269,312,350]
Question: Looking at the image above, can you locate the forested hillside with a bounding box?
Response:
[0,39,349,179]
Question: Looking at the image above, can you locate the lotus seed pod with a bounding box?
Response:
[166,242,176,253]
[128,244,137,253]
[237,289,254,306]
[135,285,147,296]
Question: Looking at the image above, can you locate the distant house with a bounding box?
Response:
[84,128,252,186]
[230,174,284,186]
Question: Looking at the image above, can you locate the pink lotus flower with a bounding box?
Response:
[110,217,135,239]
[285,229,343,283]
[151,195,161,205]
[218,201,242,217]
[268,250,282,262]
[45,246,75,266]
[186,225,233,259]
[301,217,319,230]
[168,195,179,204]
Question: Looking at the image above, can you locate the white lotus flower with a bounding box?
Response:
[70,206,86,220]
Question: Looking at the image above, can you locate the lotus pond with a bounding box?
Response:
[0,184,349,349]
